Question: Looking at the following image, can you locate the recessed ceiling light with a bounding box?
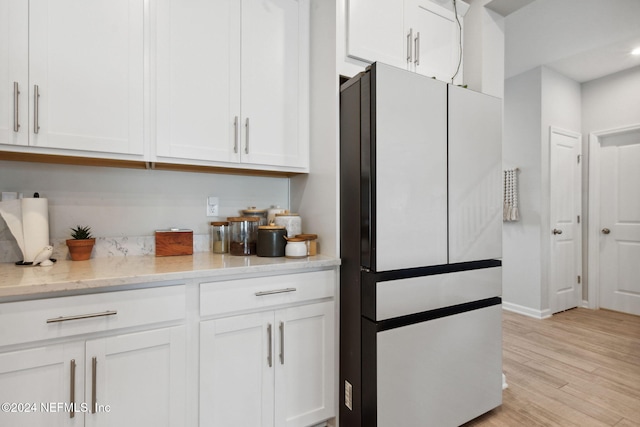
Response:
[632,47,640,55]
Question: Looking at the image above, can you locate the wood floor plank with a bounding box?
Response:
[462,308,640,427]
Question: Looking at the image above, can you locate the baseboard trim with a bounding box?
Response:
[502,301,551,319]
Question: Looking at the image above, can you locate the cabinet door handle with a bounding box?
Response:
[406,28,413,63]
[13,82,20,132]
[69,359,76,419]
[414,32,420,65]
[267,323,273,367]
[46,310,117,323]
[33,85,40,134]
[233,116,239,153]
[255,288,296,297]
[245,117,250,154]
[279,321,285,365]
[91,357,97,414]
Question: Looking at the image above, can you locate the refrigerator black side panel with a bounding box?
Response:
[360,68,374,271]
[340,74,364,426]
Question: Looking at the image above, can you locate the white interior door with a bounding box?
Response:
[549,127,582,314]
[597,130,640,315]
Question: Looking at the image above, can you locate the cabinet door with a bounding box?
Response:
[200,312,275,427]
[240,0,309,169]
[346,0,406,68]
[85,326,186,427]
[0,0,28,147]
[155,0,241,163]
[275,301,335,427]
[28,0,144,155]
[448,85,502,263]
[406,0,464,84]
[0,342,84,427]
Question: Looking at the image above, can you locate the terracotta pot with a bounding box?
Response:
[66,238,96,261]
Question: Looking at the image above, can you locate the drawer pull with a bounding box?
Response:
[46,310,117,323]
[255,288,297,297]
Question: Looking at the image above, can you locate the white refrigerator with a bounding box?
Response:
[340,62,503,427]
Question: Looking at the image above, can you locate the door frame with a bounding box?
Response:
[587,123,640,309]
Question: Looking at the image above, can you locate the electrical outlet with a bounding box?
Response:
[206,196,219,217]
[344,380,353,410]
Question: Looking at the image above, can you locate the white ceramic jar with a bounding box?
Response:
[285,237,307,258]
[274,212,302,237]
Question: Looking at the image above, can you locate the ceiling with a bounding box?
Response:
[488,0,640,83]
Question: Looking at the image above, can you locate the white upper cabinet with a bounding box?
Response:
[347,0,468,85]
[155,0,309,172]
[0,0,145,156]
[0,0,28,147]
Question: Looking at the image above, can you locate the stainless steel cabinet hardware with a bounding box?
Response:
[91,357,97,414]
[69,359,76,418]
[414,32,420,65]
[602,228,611,234]
[13,82,20,132]
[233,116,239,153]
[46,310,117,323]
[267,323,273,367]
[245,117,250,154]
[552,228,563,235]
[279,322,285,365]
[254,288,297,296]
[33,85,40,134]
[407,29,413,63]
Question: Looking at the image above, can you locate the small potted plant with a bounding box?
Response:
[66,226,96,261]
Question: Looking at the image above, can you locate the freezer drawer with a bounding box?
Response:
[374,303,502,427]
[375,266,501,321]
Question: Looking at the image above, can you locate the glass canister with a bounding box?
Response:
[295,233,318,256]
[257,224,287,257]
[241,207,268,226]
[210,221,229,254]
[228,217,260,255]
[274,212,302,237]
[267,205,286,224]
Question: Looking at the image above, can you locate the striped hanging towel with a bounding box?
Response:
[503,168,520,222]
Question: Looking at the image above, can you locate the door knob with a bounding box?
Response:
[552,229,563,235]
[601,228,611,234]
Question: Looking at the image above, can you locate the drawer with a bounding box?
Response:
[376,267,501,321]
[0,285,186,347]
[200,270,335,317]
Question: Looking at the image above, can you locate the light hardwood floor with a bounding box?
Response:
[464,308,640,427]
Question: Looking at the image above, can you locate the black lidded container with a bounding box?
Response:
[257,224,287,257]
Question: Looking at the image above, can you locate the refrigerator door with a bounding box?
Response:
[448,85,502,263]
[372,63,448,271]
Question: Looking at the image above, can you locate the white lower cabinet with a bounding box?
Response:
[199,272,336,427]
[0,286,187,427]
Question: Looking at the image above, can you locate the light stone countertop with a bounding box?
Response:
[0,253,340,301]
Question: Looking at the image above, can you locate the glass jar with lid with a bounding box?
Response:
[210,221,229,254]
[240,207,268,226]
[228,217,260,255]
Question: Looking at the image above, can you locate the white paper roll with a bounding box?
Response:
[0,198,50,263]
[21,198,50,263]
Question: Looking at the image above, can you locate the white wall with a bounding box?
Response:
[0,161,289,261]
[464,0,505,98]
[502,66,581,317]
[291,0,340,257]
[503,68,542,313]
